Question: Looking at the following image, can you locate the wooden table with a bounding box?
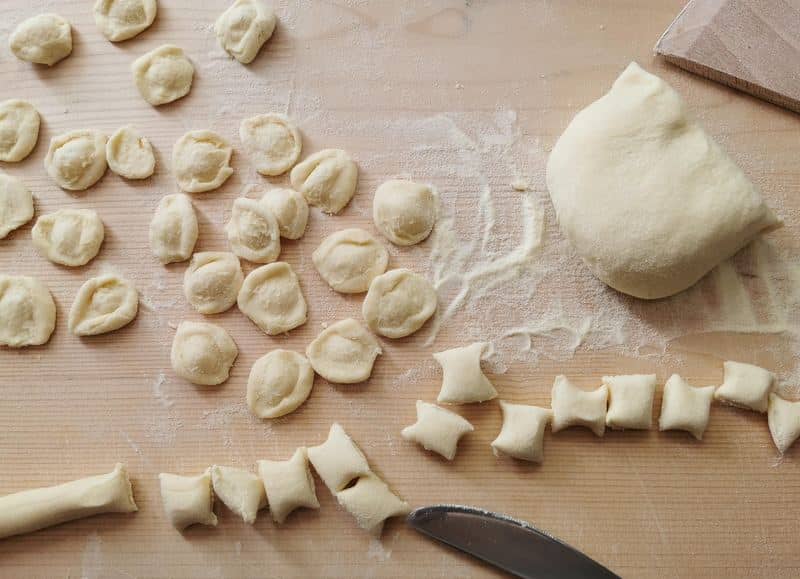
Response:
[2,1,799,577]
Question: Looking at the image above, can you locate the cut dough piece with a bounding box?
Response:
[767,394,800,454]
[491,401,551,463]
[257,448,320,524]
[260,188,308,239]
[225,196,280,263]
[546,62,780,300]
[45,130,108,191]
[214,0,276,64]
[240,114,301,176]
[149,193,198,264]
[373,180,437,246]
[312,228,388,294]
[0,275,55,348]
[658,374,714,440]
[401,400,474,461]
[0,99,40,162]
[237,262,306,335]
[10,13,72,66]
[434,342,497,404]
[93,0,157,42]
[604,374,657,430]
[173,130,233,193]
[0,463,136,540]
[550,375,607,437]
[159,470,217,530]
[714,360,774,413]
[305,318,381,384]
[335,474,410,536]
[68,274,138,336]
[183,251,243,314]
[209,465,266,524]
[247,349,314,418]
[106,126,155,179]
[170,321,238,386]
[362,268,437,338]
[307,423,372,493]
[290,149,358,214]
[0,173,34,239]
[32,208,104,267]
[132,45,194,106]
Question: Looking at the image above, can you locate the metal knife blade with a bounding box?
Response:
[407,505,619,579]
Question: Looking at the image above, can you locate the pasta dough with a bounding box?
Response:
[312,228,388,294]
[551,375,608,437]
[434,342,497,404]
[0,99,40,162]
[184,251,243,314]
[714,360,774,413]
[44,130,108,191]
[10,13,72,66]
[170,321,238,386]
[106,126,155,179]
[149,193,198,264]
[257,448,320,524]
[237,262,306,335]
[335,473,410,536]
[214,0,276,64]
[159,470,217,530]
[247,349,314,418]
[173,130,233,193]
[210,465,266,524]
[93,0,157,42]
[307,423,372,493]
[401,400,474,461]
[604,374,657,430]
[225,197,280,263]
[658,374,715,440]
[372,180,437,246]
[132,45,194,106]
[240,114,301,176]
[32,208,105,266]
[767,394,800,454]
[0,173,34,239]
[0,275,55,348]
[0,463,136,540]
[362,268,437,338]
[305,318,381,384]
[290,149,358,214]
[68,274,138,336]
[491,401,551,463]
[260,188,308,239]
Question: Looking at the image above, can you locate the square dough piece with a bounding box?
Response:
[714,361,774,413]
[210,465,266,524]
[307,423,372,493]
[335,473,410,536]
[159,469,217,530]
[604,374,657,430]
[767,394,800,454]
[257,447,320,524]
[434,342,497,404]
[551,375,608,437]
[401,400,474,460]
[658,374,715,440]
[491,401,551,463]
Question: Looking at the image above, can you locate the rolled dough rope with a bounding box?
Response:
[0,463,137,539]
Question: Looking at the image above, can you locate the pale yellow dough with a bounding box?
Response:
[658,374,714,440]
[149,193,198,264]
[172,130,233,193]
[0,100,40,162]
[159,470,217,530]
[335,473,410,536]
[68,274,138,336]
[44,130,108,191]
[132,45,194,106]
[551,375,608,437]
[362,268,437,338]
[225,196,280,263]
[106,126,155,179]
[0,275,56,347]
[767,393,800,454]
[0,173,34,239]
[94,0,157,42]
[170,321,238,386]
[240,114,301,176]
[210,465,266,524]
[372,179,437,246]
[307,423,371,493]
[257,448,320,524]
[9,13,72,66]
[434,342,497,404]
[183,251,243,314]
[290,149,358,214]
[31,208,105,267]
[491,401,551,463]
[401,400,474,460]
[259,188,308,240]
[714,360,774,413]
[305,318,381,384]
[604,374,656,430]
[215,0,276,64]
[247,349,314,419]
[313,228,388,294]
[237,262,306,335]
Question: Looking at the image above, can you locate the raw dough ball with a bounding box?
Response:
[172,130,233,193]
[9,14,72,66]
[183,251,243,314]
[305,318,381,384]
[550,375,607,437]
[546,62,780,300]
[767,394,800,454]
[307,423,372,493]
[0,275,55,347]
[0,99,40,162]
[434,342,497,404]
[658,374,715,440]
[604,374,656,430]
[31,208,104,267]
[210,465,266,524]
[68,274,138,336]
[240,114,301,176]
[491,401,551,463]
[714,360,774,413]
[372,180,437,246]
[312,228,388,294]
[260,188,308,239]
[401,400,474,460]
[106,126,155,179]
[225,196,280,263]
[149,193,198,264]
[159,470,217,530]
[335,474,410,536]
[290,149,358,214]
[214,0,276,64]
[0,174,34,239]
[170,321,238,386]
[257,448,320,524]
[44,130,108,191]
[93,0,157,42]
[237,262,306,335]
[132,45,194,106]
[362,268,437,338]
[247,349,314,419]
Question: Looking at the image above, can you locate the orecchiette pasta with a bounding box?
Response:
[68,274,138,336]
[401,400,474,461]
[247,349,314,419]
[550,375,608,437]
[31,208,104,267]
[491,401,551,463]
[305,318,381,384]
[290,149,358,214]
[210,465,266,524]
[237,262,306,335]
[225,196,281,264]
[149,193,198,264]
[0,275,56,348]
[183,252,243,314]
[714,360,774,413]
[434,342,497,404]
[158,470,218,530]
[658,374,715,440]
[170,321,238,386]
[604,374,656,430]
[307,423,371,493]
[257,448,320,524]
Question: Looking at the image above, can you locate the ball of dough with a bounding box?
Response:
[247,350,314,418]
[9,13,72,66]
[0,174,34,239]
[106,125,155,179]
[44,130,108,191]
[290,149,358,214]
[312,228,388,294]
[305,318,381,384]
[0,275,56,348]
[259,188,308,240]
[184,251,243,314]
[237,262,306,335]
[372,180,437,246]
[170,321,238,386]
[31,208,105,267]
[362,268,437,338]
[149,193,198,264]
[225,196,280,263]
[131,45,194,106]
[68,274,138,336]
[240,114,301,176]
[214,0,276,64]
[93,0,157,42]
[0,99,40,162]
[172,130,233,193]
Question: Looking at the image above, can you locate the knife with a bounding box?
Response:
[407,505,620,579]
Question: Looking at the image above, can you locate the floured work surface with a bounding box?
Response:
[1,1,799,578]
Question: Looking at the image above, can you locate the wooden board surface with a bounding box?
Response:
[1,1,800,578]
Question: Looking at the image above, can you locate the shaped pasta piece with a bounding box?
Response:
[604,374,656,430]
[106,125,155,179]
[362,268,437,338]
[491,401,551,463]
[210,465,266,524]
[290,149,358,214]
[172,130,233,193]
[0,174,34,239]
[225,197,280,263]
[307,423,371,493]
[434,342,497,404]
[31,208,104,267]
[714,360,774,413]
[10,13,73,66]
[257,448,320,524]
[44,130,107,191]
[149,193,198,264]
[312,228,388,294]
[93,0,157,42]
[260,188,308,240]
[551,375,608,437]
[0,275,56,348]
[183,251,243,314]
[238,262,306,335]
[132,45,194,106]
[401,400,473,460]
[658,374,715,440]
[170,321,238,386]
[767,394,800,454]
[305,318,381,384]
[240,114,301,176]
[158,470,217,530]
[215,0,276,64]
[335,473,410,536]
[247,349,314,419]
[0,99,40,163]
[68,274,138,336]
